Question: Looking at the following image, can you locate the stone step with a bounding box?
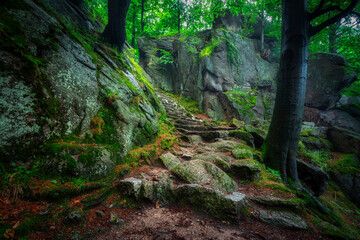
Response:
[175,119,203,126]
[177,128,230,141]
[175,123,236,132]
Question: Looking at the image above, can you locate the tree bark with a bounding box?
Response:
[141,0,145,32]
[264,0,309,183]
[131,2,137,47]
[177,0,181,33]
[102,0,131,51]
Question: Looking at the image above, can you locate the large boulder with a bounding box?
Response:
[297,159,329,197]
[172,160,238,192]
[0,0,162,178]
[331,171,360,207]
[306,53,357,110]
[328,127,360,154]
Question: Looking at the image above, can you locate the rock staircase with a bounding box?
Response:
[157,91,236,141]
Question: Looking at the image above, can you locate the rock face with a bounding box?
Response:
[306,54,356,110]
[0,0,162,179]
[138,28,278,122]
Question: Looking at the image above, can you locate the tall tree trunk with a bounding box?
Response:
[131,2,137,47]
[177,0,181,33]
[141,0,145,32]
[102,0,131,51]
[263,0,309,183]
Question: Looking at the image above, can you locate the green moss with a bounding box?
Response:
[199,36,222,58]
[225,86,258,118]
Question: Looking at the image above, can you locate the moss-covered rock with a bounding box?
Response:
[230,159,261,181]
[229,130,255,149]
[160,152,181,170]
[172,160,238,192]
[232,147,253,159]
[175,184,248,220]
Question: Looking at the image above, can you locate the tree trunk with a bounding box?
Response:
[263,0,309,183]
[131,2,137,47]
[177,0,181,33]
[141,0,145,32]
[102,0,131,51]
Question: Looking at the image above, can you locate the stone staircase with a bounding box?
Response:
[157,91,236,141]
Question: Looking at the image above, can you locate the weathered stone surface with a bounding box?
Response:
[207,139,243,152]
[160,152,181,170]
[331,171,360,207]
[230,119,245,129]
[1,1,162,171]
[244,125,267,149]
[192,152,232,171]
[301,122,328,138]
[116,178,142,199]
[187,135,203,143]
[300,136,332,151]
[258,210,308,230]
[138,27,278,122]
[328,127,360,154]
[141,173,175,204]
[249,196,304,209]
[175,184,247,220]
[229,130,255,149]
[110,212,125,226]
[297,159,329,197]
[64,210,85,226]
[336,95,360,117]
[232,147,253,159]
[230,160,261,181]
[172,160,238,192]
[306,53,356,109]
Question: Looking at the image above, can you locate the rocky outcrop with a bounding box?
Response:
[138,28,278,122]
[0,0,162,179]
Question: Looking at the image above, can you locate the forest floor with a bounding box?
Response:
[1,92,358,240]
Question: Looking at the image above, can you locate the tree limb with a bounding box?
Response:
[309,0,326,19]
[310,5,342,20]
[309,0,360,37]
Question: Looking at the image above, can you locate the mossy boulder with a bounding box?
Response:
[34,145,114,180]
[258,210,308,230]
[229,130,255,149]
[175,184,247,220]
[160,152,181,170]
[141,173,175,204]
[232,147,253,159]
[207,139,243,152]
[244,125,267,148]
[172,160,238,192]
[230,159,261,181]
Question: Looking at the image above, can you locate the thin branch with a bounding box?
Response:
[310,5,342,20]
[309,0,360,37]
[309,0,326,19]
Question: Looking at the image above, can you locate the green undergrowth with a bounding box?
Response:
[308,181,360,239]
[299,150,359,175]
[199,36,222,58]
[162,91,203,114]
[124,119,177,168]
[225,86,258,118]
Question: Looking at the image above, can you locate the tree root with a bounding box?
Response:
[299,186,328,214]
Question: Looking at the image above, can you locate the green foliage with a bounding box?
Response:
[156,49,174,65]
[163,91,203,114]
[225,86,258,117]
[85,0,108,26]
[199,36,222,58]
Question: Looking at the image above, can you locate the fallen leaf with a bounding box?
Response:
[4,229,15,239]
